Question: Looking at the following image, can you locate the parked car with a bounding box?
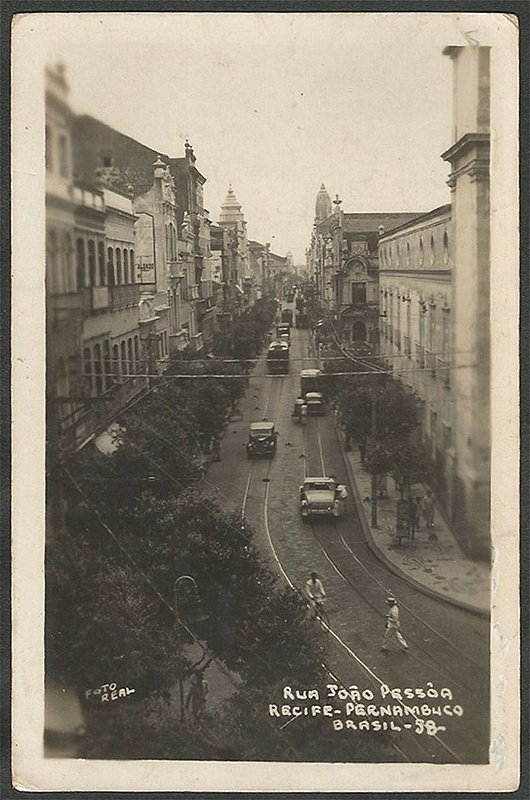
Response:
[299,477,343,520]
[246,421,278,458]
[305,391,326,415]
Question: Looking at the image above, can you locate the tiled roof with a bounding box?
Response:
[341,212,427,233]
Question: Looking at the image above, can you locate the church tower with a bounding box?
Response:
[219,184,244,225]
[315,183,332,224]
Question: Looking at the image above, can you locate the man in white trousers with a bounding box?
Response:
[381,596,408,652]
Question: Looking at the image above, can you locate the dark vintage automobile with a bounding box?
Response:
[246,421,278,458]
[305,391,326,415]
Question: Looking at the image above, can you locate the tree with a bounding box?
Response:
[336,376,420,444]
[365,436,433,498]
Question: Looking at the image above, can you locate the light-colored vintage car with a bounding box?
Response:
[299,477,341,520]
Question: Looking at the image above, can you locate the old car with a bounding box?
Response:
[246,421,278,458]
[305,391,326,415]
[299,477,342,520]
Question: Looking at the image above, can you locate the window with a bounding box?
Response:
[430,235,435,266]
[112,343,120,382]
[94,344,103,395]
[134,336,140,374]
[83,347,93,395]
[101,149,113,168]
[116,248,122,285]
[58,134,69,178]
[127,338,134,376]
[103,340,112,390]
[76,238,86,288]
[419,237,424,266]
[406,241,411,266]
[63,234,73,292]
[123,249,129,284]
[98,242,106,286]
[107,247,115,286]
[443,231,449,265]
[45,125,53,171]
[396,244,400,266]
[351,282,367,305]
[88,240,96,286]
[121,341,127,378]
[129,249,135,282]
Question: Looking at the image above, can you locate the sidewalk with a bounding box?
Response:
[336,422,490,616]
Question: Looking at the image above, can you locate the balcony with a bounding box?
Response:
[110,284,140,310]
[191,331,204,352]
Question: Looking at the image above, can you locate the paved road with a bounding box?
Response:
[205,315,490,764]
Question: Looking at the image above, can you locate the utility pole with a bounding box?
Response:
[370,392,378,528]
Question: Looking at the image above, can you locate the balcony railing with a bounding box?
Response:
[110,284,140,310]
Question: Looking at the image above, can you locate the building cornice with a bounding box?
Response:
[441,132,490,164]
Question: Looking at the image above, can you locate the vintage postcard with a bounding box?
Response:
[11,10,520,793]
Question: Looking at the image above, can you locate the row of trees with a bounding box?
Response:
[48,296,395,761]
[322,358,433,499]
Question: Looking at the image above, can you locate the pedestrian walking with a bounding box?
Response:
[423,489,436,529]
[408,496,418,541]
[185,670,209,720]
[381,596,408,653]
[305,572,326,619]
[415,496,424,530]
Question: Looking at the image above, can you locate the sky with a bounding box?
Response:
[41,12,478,262]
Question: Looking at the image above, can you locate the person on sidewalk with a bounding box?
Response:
[305,572,326,619]
[408,496,418,541]
[381,597,408,653]
[423,489,436,530]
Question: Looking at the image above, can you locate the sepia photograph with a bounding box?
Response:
[10,8,521,793]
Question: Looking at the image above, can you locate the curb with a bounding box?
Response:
[332,415,490,619]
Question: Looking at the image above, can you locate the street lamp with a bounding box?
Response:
[173,575,208,721]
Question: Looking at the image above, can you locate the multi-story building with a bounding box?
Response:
[45,65,84,459]
[309,190,422,351]
[441,46,490,559]
[379,46,490,559]
[379,205,454,502]
[248,240,269,299]
[72,117,210,354]
[218,186,250,314]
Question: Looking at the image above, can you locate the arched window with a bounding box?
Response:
[83,347,92,395]
[396,244,400,266]
[88,240,96,286]
[103,339,112,390]
[134,335,140,374]
[419,237,424,267]
[130,249,135,283]
[116,248,122,285]
[107,247,115,286]
[98,241,106,286]
[121,340,127,378]
[63,233,73,292]
[76,238,86,288]
[94,344,103,395]
[430,235,435,266]
[406,241,411,267]
[127,338,134,377]
[123,249,129,284]
[112,343,120,382]
[443,231,449,265]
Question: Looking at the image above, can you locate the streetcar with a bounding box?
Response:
[267,340,289,374]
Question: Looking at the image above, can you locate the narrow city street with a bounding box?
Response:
[206,306,490,764]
